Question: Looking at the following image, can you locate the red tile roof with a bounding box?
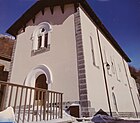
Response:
[0,37,14,61]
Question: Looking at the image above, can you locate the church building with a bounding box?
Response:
[6,0,140,118]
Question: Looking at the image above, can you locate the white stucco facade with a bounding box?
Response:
[8,1,140,117]
[10,4,79,102]
[79,7,140,114]
[79,7,109,112]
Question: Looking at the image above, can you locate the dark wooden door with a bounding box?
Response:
[35,74,48,100]
[69,106,80,118]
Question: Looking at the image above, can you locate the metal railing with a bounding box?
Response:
[0,81,63,123]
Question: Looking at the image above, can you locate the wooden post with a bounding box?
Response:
[60,93,63,118]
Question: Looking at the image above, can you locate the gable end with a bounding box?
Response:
[6,0,131,62]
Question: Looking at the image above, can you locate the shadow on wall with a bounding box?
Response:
[28,5,75,28]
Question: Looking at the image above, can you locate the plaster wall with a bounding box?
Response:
[10,4,79,102]
[79,7,140,113]
[98,31,136,112]
[130,77,140,112]
[79,7,109,112]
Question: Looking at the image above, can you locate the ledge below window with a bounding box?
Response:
[31,45,50,56]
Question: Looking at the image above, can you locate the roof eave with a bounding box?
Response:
[79,0,131,62]
[6,0,78,36]
[6,0,131,62]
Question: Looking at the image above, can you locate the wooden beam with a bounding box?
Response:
[23,25,26,32]
[60,5,64,14]
[60,0,64,14]
[60,4,64,14]
[41,8,45,15]
[74,2,79,12]
[50,6,54,15]
[32,16,36,24]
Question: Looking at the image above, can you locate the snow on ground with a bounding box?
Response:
[0,107,15,122]
[1,107,140,123]
[0,106,92,123]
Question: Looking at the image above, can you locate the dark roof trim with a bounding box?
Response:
[6,0,77,36]
[6,0,131,62]
[79,1,131,62]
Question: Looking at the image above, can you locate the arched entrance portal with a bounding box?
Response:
[24,64,53,89]
[35,74,48,100]
[24,65,53,106]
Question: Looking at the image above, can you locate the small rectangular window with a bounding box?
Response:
[103,49,107,62]
[114,62,121,82]
[103,49,112,76]
[112,92,118,112]
[117,64,121,81]
[90,36,96,66]
[137,94,140,104]
[110,57,115,74]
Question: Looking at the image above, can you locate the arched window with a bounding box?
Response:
[112,92,118,112]
[31,22,52,55]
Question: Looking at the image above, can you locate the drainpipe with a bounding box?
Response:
[122,58,138,118]
[96,28,112,116]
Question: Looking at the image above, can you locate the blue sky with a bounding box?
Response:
[88,0,140,69]
[0,0,140,69]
